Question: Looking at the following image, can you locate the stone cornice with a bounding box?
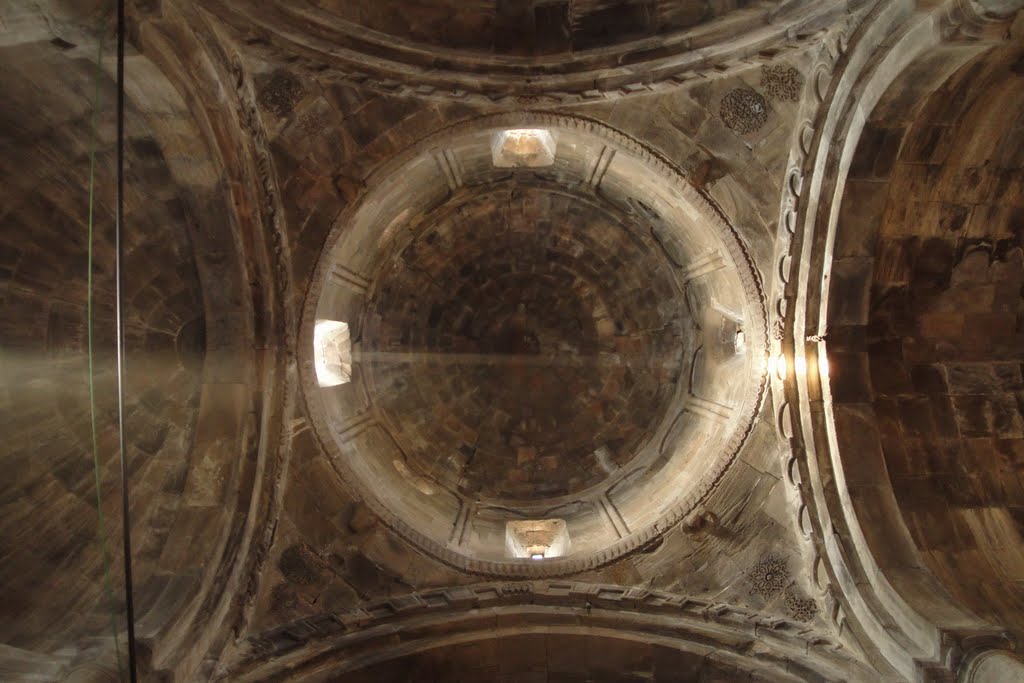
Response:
[222,581,870,682]
[198,0,873,106]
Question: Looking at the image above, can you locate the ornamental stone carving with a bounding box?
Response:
[749,555,789,598]
[761,65,804,102]
[720,88,769,135]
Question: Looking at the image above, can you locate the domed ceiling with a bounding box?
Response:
[300,114,767,576]
[364,184,690,501]
[5,0,1024,681]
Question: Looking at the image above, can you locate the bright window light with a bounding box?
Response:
[491,128,556,168]
[314,319,352,387]
[505,518,570,559]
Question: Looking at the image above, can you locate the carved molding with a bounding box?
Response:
[223,581,869,681]
[198,0,867,106]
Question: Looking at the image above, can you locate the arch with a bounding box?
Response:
[199,0,857,105]
[0,2,296,679]
[222,582,870,682]
[781,0,1023,679]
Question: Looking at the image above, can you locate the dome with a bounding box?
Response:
[300,114,767,576]
[362,183,690,502]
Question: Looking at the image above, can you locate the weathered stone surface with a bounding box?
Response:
[3,2,1024,682]
[828,41,1024,645]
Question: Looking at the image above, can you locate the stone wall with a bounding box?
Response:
[0,43,204,653]
[829,43,1024,637]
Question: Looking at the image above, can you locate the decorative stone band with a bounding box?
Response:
[298,112,770,578]
[226,581,870,682]
[200,0,871,106]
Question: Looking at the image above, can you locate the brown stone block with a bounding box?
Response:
[911,238,956,291]
[962,313,1017,350]
[881,434,913,479]
[911,363,949,394]
[902,125,956,165]
[901,438,944,476]
[833,404,887,486]
[933,282,996,313]
[897,396,938,439]
[879,200,913,239]
[962,202,1019,240]
[874,238,915,284]
[953,394,995,437]
[927,393,960,439]
[837,180,887,258]
[961,506,1022,551]
[874,394,903,433]
[849,125,902,179]
[829,257,874,325]
[947,165,1002,204]
[995,437,1024,468]
[827,324,868,352]
[947,363,1002,394]
[908,507,976,552]
[986,542,1024,587]
[829,351,874,403]
[849,483,921,570]
[942,473,989,506]
[960,434,999,472]
[890,475,941,509]
[868,342,912,396]
[157,505,224,572]
[993,363,1024,391]
[990,393,1024,438]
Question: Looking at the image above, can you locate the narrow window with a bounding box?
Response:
[505,518,570,559]
[491,129,557,167]
[313,319,352,387]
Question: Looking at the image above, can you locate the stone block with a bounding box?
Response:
[961,313,1017,351]
[828,351,873,403]
[902,125,956,164]
[158,505,223,572]
[829,257,874,325]
[880,433,913,479]
[991,393,1024,438]
[948,363,1005,394]
[848,124,888,179]
[837,180,887,258]
[874,239,915,284]
[827,324,867,352]
[898,396,938,439]
[911,363,949,394]
[833,404,887,487]
[868,344,913,396]
[927,393,960,439]
[953,394,996,437]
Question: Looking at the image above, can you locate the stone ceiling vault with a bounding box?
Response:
[1,0,1023,682]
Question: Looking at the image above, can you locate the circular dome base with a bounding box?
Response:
[300,114,767,577]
